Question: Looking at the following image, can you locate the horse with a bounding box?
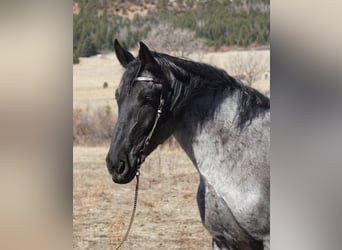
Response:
[106,40,270,250]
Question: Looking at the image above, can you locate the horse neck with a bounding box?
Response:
[173,87,240,172]
[173,85,270,181]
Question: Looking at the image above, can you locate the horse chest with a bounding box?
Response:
[191,120,269,243]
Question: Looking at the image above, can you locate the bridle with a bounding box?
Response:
[135,76,165,171]
[115,76,165,250]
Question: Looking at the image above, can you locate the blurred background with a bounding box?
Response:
[0,0,341,249]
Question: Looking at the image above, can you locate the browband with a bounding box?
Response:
[135,76,154,82]
[135,76,163,84]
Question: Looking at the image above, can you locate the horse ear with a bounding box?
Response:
[138,41,158,70]
[114,39,134,68]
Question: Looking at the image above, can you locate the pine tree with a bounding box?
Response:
[79,35,97,57]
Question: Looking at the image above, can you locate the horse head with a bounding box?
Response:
[106,40,174,184]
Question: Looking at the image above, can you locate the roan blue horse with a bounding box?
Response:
[106,40,270,250]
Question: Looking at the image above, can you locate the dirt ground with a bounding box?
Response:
[73,145,212,249]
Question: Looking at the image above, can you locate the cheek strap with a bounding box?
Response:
[136,93,165,168]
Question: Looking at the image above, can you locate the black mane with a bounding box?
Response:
[120,51,270,128]
[155,52,269,127]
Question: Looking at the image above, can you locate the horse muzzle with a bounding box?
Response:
[106,154,137,184]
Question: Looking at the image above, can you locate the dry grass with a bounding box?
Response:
[73,106,116,145]
[73,146,211,249]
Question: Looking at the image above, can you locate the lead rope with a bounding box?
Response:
[115,169,140,250]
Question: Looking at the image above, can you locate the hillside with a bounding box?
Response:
[73,1,157,19]
[73,0,270,63]
[73,0,269,19]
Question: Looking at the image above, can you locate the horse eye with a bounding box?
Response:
[144,95,157,105]
[144,95,152,102]
[148,97,156,103]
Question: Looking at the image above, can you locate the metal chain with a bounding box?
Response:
[115,169,140,250]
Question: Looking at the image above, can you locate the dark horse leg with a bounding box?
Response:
[212,238,264,250]
[212,238,226,250]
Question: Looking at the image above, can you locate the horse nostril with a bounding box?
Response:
[117,160,125,174]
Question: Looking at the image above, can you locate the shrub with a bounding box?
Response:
[73,106,116,145]
[73,105,180,148]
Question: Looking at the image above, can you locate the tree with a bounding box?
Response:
[78,35,97,57]
[144,22,205,57]
[225,52,269,86]
[73,50,80,64]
